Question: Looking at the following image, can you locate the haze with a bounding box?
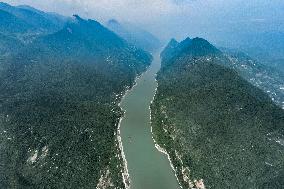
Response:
[4,0,284,47]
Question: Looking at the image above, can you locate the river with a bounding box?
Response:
[119,52,181,189]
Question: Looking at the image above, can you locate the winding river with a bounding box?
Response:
[119,52,180,189]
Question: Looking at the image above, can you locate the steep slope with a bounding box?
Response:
[151,37,284,189]
[162,38,284,109]
[0,15,152,188]
[106,19,161,52]
[221,48,284,109]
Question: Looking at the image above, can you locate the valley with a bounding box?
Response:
[119,52,180,189]
[1,2,284,189]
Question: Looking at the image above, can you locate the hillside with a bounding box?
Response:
[0,33,24,57]
[0,2,67,34]
[0,3,68,59]
[161,38,284,109]
[151,37,284,189]
[221,48,284,109]
[0,14,152,188]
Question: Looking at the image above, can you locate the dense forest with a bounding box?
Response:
[151,37,284,189]
[0,3,152,188]
[219,48,284,109]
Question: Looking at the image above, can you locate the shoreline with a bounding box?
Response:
[149,77,202,189]
[116,65,151,189]
[117,115,131,189]
[117,54,186,189]
[149,79,184,189]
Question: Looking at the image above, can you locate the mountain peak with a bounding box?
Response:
[108,19,120,25]
[160,38,180,62]
[191,37,211,45]
[161,37,221,64]
[181,37,191,43]
[179,37,192,49]
[168,38,179,47]
[181,37,221,56]
[73,14,84,21]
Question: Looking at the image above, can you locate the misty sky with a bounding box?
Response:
[4,0,284,46]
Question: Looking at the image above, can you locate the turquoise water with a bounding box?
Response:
[119,52,180,189]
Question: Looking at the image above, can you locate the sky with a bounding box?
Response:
[4,0,284,46]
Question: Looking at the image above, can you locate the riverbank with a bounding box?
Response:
[118,52,180,189]
[149,83,183,189]
[117,69,148,189]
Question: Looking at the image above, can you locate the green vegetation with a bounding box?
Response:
[151,37,284,189]
[220,48,284,108]
[0,5,152,188]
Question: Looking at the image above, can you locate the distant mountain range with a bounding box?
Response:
[151,37,284,189]
[106,19,161,52]
[0,2,68,57]
[0,3,152,188]
[224,31,284,74]
[0,2,67,34]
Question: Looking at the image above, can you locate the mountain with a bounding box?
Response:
[160,38,179,57]
[162,38,284,109]
[106,19,161,52]
[151,37,284,189]
[0,2,67,34]
[0,9,34,34]
[0,2,69,60]
[0,15,152,188]
[220,48,284,109]
[161,37,221,67]
[223,31,284,74]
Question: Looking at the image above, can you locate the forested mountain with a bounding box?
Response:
[0,2,68,57]
[161,37,284,109]
[106,19,161,52]
[0,9,33,34]
[151,37,284,189]
[0,2,67,35]
[0,7,152,189]
[220,48,284,109]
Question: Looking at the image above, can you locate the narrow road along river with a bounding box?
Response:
[119,52,181,189]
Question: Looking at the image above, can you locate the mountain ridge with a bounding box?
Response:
[151,36,284,189]
[0,4,152,188]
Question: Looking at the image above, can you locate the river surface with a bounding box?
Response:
[119,52,180,189]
